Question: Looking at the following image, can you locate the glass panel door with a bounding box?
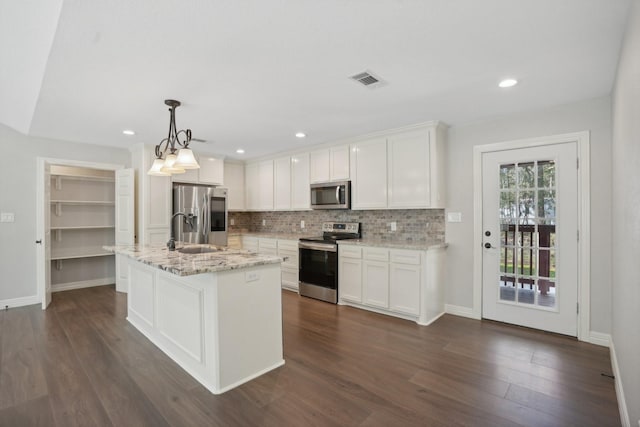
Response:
[498,160,557,310]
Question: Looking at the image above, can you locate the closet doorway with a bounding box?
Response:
[36,158,134,309]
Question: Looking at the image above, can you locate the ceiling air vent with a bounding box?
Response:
[349,70,385,88]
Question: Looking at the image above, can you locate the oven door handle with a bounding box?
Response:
[298,242,337,252]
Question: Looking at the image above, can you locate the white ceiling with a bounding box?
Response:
[1,0,630,160]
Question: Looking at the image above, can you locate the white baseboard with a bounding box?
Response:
[588,331,611,347]
[52,277,115,293]
[0,294,40,309]
[610,339,631,427]
[445,304,475,319]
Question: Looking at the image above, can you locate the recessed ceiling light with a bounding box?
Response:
[236,149,245,154]
[295,132,306,138]
[498,78,518,88]
[122,129,136,136]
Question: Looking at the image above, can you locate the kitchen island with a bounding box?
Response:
[104,244,284,395]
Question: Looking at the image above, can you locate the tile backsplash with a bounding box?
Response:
[229,209,444,242]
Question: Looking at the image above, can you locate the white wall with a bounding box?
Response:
[611,0,640,423]
[445,96,612,335]
[0,124,130,304]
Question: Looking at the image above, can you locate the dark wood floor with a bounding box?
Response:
[0,285,620,426]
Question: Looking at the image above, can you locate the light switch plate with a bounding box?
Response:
[262,219,266,226]
[230,218,235,226]
[447,212,462,223]
[300,220,305,229]
[0,212,15,223]
[390,221,397,231]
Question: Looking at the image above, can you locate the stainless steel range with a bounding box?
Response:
[298,222,361,303]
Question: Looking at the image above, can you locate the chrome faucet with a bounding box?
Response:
[167,212,195,251]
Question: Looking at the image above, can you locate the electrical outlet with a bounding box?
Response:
[262,219,266,226]
[390,221,397,231]
[230,218,235,226]
[447,212,462,223]
[245,271,259,282]
[0,213,15,223]
[300,220,305,229]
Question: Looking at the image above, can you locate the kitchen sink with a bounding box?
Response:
[177,246,219,254]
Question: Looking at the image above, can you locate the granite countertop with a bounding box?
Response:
[104,244,283,276]
[337,239,447,251]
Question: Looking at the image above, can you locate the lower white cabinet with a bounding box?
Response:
[338,246,362,303]
[277,239,299,292]
[338,244,445,325]
[240,236,299,291]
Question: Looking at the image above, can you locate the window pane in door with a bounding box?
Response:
[497,159,558,311]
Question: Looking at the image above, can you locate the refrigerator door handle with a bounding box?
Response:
[202,194,208,239]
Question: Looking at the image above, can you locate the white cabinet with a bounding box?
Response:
[350,123,446,210]
[172,154,225,186]
[387,130,430,208]
[310,149,330,183]
[278,239,299,291]
[49,166,116,292]
[224,162,245,211]
[246,160,275,211]
[350,138,388,209]
[274,157,292,210]
[309,145,350,183]
[338,243,445,325]
[241,236,258,252]
[291,153,310,210]
[389,250,421,316]
[338,245,362,303]
[362,247,390,308]
[330,145,350,181]
[244,163,259,211]
[198,155,224,185]
[258,160,274,210]
[240,236,299,291]
[131,144,171,245]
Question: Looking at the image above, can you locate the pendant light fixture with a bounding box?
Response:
[148,99,200,176]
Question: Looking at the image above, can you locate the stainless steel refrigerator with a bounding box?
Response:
[172,183,228,246]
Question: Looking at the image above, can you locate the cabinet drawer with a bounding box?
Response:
[390,250,421,265]
[258,238,278,250]
[339,245,362,259]
[241,237,258,252]
[277,239,298,251]
[278,249,298,269]
[363,247,389,262]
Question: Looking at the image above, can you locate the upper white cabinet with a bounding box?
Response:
[198,155,225,185]
[330,145,350,181]
[244,162,259,210]
[350,123,446,210]
[172,154,225,186]
[274,157,292,210]
[309,145,350,183]
[350,138,388,209]
[291,153,310,210]
[258,160,274,210]
[224,162,245,211]
[245,160,274,211]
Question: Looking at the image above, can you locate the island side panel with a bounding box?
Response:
[215,263,285,392]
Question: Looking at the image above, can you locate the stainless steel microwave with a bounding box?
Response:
[310,181,351,209]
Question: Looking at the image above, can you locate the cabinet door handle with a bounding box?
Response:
[36,239,42,244]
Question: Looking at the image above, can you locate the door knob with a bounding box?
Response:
[484,242,495,249]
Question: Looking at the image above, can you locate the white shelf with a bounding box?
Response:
[51,200,115,205]
[51,225,115,230]
[51,248,114,260]
[51,174,115,183]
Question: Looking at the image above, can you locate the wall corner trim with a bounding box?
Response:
[588,331,611,347]
[444,304,476,319]
[610,339,631,427]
